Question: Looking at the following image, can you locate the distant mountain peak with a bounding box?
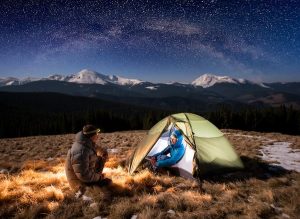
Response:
[192,73,269,88]
[192,74,238,88]
[110,75,143,86]
[68,69,107,85]
[46,69,143,86]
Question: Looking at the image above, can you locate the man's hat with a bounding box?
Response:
[82,124,100,136]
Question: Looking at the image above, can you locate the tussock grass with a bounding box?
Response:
[0,167,70,218]
[0,130,299,218]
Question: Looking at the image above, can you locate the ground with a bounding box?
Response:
[0,129,299,219]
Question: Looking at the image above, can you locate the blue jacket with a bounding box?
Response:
[154,129,185,168]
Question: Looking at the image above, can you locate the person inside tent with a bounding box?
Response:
[150,129,186,170]
[65,124,111,197]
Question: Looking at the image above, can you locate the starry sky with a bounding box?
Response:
[0,0,299,83]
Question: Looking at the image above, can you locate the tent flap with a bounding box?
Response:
[128,117,169,174]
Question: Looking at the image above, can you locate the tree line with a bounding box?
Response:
[0,104,299,138]
[0,107,170,138]
[0,92,299,138]
[207,105,300,135]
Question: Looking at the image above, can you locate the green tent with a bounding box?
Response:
[128,113,243,177]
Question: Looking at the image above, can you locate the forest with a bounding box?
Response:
[0,92,299,138]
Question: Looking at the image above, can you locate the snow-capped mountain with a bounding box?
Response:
[0,77,40,86]
[0,77,20,86]
[107,74,142,86]
[48,69,143,86]
[1,70,270,88]
[67,69,108,85]
[1,70,300,109]
[191,73,268,88]
[192,74,239,88]
[1,69,144,86]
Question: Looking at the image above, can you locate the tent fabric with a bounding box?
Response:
[128,117,169,173]
[128,113,243,176]
[171,143,195,178]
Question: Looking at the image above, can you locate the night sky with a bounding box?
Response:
[0,0,299,83]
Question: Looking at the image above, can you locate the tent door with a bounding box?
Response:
[147,130,196,178]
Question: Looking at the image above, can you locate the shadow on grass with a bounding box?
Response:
[201,156,291,183]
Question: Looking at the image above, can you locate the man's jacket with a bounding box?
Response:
[65,131,104,191]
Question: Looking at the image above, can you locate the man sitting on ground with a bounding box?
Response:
[65,124,111,196]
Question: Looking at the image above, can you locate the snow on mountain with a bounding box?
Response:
[67,69,107,85]
[0,77,20,86]
[47,74,67,81]
[257,83,270,88]
[237,78,247,84]
[107,75,143,86]
[46,69,143,86]
[5,81,17,86]
[146,86,158,90]
[0,69,143,87]
[164,81,189,86]
[0,76,41,86]
[192,73,269,88]
[1,70,269,88]
[191,74,238,88]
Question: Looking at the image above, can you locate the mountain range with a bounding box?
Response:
[0,69,143,87]
[1,69,300,110]
[0,69,269,88]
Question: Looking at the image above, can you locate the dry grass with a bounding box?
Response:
[0,129,299,218]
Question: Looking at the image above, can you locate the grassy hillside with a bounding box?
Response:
[0,129,299,218]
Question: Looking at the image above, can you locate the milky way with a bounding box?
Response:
[0,0,299,82]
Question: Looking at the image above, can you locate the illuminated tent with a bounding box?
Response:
[128,113,243,178]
